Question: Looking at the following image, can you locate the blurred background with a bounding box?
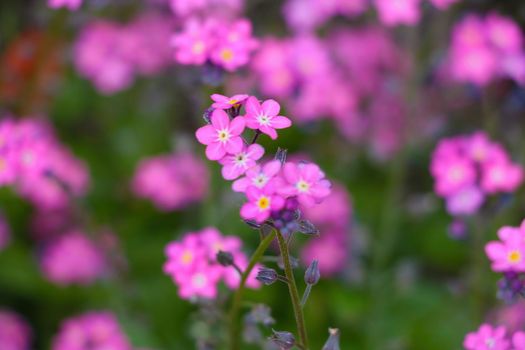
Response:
[1,0,525,349]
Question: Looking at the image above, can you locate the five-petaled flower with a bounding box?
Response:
[196,109,246,160]
[244,97,292,140]
[240,185,285,223]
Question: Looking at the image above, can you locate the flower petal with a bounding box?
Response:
[195,125,216,145]
[261,99,280,116]
[229,117,246,136]
[245,96,261,116]
[211,109,230,130]
[206,142,226,161]
[271,116,292,129]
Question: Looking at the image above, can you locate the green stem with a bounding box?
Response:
[275,230,309,350]
[229,230,276,350]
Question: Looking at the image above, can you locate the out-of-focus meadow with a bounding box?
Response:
[1,0,525,349]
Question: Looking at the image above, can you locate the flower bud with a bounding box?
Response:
[304,259,320,285]
[256,267,278,285]
[322,328,340,350]
[269,330,295,350]
[216,250,234,267]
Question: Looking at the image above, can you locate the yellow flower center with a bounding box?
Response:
[508,250,522,263]
[228,99,238,105]
[220,49,234,62]
[257,196,270,211]
[181,251,193,265]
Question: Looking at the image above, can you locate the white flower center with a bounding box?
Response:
[253,174,268,188]
[234,153,247,167]
[257,113,271,126]
[217,129,230,143]
[485,337,495,348]
[192,273,207,288]
[296,180,310,193]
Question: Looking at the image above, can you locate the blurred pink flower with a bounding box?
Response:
[428,0,459,9]
[195,109,246,160]
[132,152,209,211]
[463,324,509,350]
[300,183,351,229]
[0,310,31,350]
[374,0,421,26]
[47,0,82,10]
[446,186,484,216]
[301,234,348,276]
[164,227,260,300]
[41,231,106,285]
[513,332,525,350]
[52,311,131,350]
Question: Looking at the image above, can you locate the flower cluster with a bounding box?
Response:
[463,323,525,350]
[47,0,82,10]
[0,117,89,210]
[301,183,352,276]
[430,132,523,217]
[448,13,525,86]
[52,311,132,350]
[243,27,410,158]
[0,309,31,350]
[196,94,331,224]
[131,151,209,211]
[163,227,259,299]
[282,0,459,31]
[169,0,243,19]
[41,230,106,286]
[0,213,10,251]
[74,14,173,94]
[171,18,258,72]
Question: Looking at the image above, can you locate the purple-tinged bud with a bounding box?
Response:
[256,267,278,285]
[269,330,295,350]
[246,304,275,327]
[244,219,262,229]
[275,148,287,165]
[298,219,319,236]
[277,256,299,270]
[322,328,340,350]
[304,259,320,285]
[216,250,234,267]
[203,107,214,124]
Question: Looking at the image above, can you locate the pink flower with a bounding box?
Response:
[176,263,223,299]
[244,97,292,140]
[41,231,106,285]
[211,93,249,110]
[210,19,259,72]
[463,324,509,350]
[132,152,209,211]
[232,160,282,193]
[52,311,132,350]
[219,144,265,180]
[47,0,82,10]
[280,162,331,207]
[485,225,525,272]
[164,228,260,300]
[195,109,246,160]
[172,18,214,65]
[450,45,498,86]
[486,13,523,54]
[374,0,421,26]
[433,156,476,197]
[240,185,286,223]
[481,160,523,194]
[446,186,485,216]
[0,310,31,350]
[513,331,525,350]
